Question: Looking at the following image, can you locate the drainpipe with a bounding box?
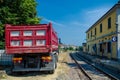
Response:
[118,0,120,60]
[116,22,118,60]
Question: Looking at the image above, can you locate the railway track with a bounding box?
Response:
[68,54,90,80]
[70,53,92,80]
[76,53,119,80]
[70,52,118,80]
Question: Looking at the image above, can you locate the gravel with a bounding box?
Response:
[0,51,80,80]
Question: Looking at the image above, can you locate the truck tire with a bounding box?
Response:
[49,70,54,74]
[55,59,57,69]
[49,55,57,74]
[49,62,56,74]
[55,54,58,62]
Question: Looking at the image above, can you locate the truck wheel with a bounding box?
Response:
[55,54,58,62]
[49,70,55,74]
[55,61,57,69]
[56,55,58,62]
[49,60,56,74]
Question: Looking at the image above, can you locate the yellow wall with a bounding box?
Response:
[86,9,117,59]
[112,41,117,58]
[97,11,116,38]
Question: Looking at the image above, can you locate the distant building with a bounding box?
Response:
[86,1,120,59]
[59,44,66,49]
[68,45,78,50]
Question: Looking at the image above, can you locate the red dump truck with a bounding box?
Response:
[5,23,59,73]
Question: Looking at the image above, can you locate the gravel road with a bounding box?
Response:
[0,51,80,80]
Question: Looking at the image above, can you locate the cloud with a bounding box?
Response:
[86,8,109,14]
[42,17,89,29]
[71,21,89,27]
[42,17,66,27]
[84,7,110,26]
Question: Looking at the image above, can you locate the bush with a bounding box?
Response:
[0,42,5,49]
[78,46,83,51]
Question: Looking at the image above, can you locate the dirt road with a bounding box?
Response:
[0,51,80,80]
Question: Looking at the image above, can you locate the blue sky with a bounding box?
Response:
[36,0,118,46]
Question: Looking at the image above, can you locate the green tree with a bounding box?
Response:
[78,46,83,51]
[0,0,40,49]
[69,47,74,51]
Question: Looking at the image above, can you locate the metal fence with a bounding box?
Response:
[0,50,12,66]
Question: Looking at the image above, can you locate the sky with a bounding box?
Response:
[36,0,118,46]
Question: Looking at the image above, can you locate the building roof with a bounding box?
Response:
[86,2,120,33]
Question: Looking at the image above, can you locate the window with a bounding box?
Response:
[100,44,102,52]
[36,30,45,36]
[88,45,89,51]
[91,31,92,38]
[88,33,89,39]
[11,31,19,36]
[36,40,46,46]
[23,40,32,46]
[100,24,102,33]
[95,28,96,35]
[11,40,20,46]
[108,17,111,29]
[23,31,32,36]
[93,44,97,53]
[107,42,111,53]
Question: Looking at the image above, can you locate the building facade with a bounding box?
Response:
[86,2,120,59]
[82,43,87,52]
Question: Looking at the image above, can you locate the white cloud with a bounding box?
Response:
[42,17,89,29]
[85,7,110,25]
[86,8,108,14]
[71,21,89,27]
[42,17,66,27]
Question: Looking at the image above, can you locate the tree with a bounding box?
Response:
[0,0,41,49]
[78,46,83,51]
[69,47,74,51]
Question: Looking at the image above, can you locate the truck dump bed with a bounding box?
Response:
[5,23,58,54]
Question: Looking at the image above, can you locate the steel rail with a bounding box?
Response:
[76,53,118,80]
[70,54,92,80]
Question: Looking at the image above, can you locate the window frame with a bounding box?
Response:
[88,33,89,39]
[95,28,96,35]
[91,31,92,38]
[100,44,102,52]
[107,42,111,53]
[23,31,32,36]
[100,23,102,33]
[108,17,111,29]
